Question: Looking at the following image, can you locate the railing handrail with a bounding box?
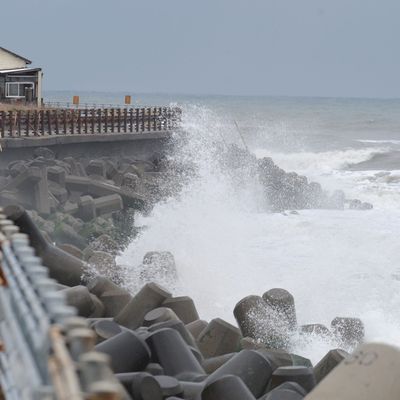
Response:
[0,209,125,399]
[0,106,182,138]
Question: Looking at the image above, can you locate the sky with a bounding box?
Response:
[1,0,400,98]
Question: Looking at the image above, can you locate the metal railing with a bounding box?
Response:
[0,211,125,399]
[0,106,182,138]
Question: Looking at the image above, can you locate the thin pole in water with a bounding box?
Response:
[234,120,249,152]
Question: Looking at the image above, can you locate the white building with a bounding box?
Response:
[0,46,43,106]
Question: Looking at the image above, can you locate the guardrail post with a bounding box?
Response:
[25,110,30,136]
[63,109,67,135]
[46,110,51,135]
[0,111,5,138]
[78,110,82,134]
[91,109,95,134]
[97,109,102,134]
[104,109,108,133]
[84,109,88,134]
[111,109,115,133]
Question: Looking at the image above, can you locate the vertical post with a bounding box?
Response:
[97,109,102,134]
[25,110,30,136]
[63,109,67,134]
[129,108,134,132]
[17,110,21,137]
[141,108,145,132]
[147,107,151,131]
[71,110,75,134]
[135,108,140,132]
[117,108,121,133]
[8,111,14,137]
[34,110,39,136]
[124,108,128,133]
[78,109,82,134]
[40,110,45,136]
[91,109,95,134]
[55,110,60,135]
[111,109,115,133]
[47,110,52,135]
[85,109,88,134]
[104,109,108,133]
[0,111,4,138]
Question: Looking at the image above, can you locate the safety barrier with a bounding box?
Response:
[0,209,125,399]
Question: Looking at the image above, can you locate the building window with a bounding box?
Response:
[5,82,35,98]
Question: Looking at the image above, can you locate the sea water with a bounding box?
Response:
[47,92,400,361]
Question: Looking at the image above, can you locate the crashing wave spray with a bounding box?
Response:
[119,105,400,362]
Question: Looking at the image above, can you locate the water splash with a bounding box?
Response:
[119,105,400,363]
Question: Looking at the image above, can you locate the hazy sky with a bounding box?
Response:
[2,0,399,97]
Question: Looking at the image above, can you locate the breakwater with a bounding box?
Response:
[1,207,398,399]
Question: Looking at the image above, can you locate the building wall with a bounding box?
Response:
[0,49,27,70]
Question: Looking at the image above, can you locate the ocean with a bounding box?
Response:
[47,91,400,361]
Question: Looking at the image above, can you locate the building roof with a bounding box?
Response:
[0,67,42,75]
[0,47,32,64]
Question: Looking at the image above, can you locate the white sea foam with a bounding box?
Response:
[254,147,388,174]
[119,106,400,363]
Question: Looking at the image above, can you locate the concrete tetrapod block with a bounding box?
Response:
[143,307,180,327]
[259,382,307,399]
[144,363,164,376]
[147,319,198,350]
[305,343,400,400]
[5,205,85,286]
[197,317,242,358]
[270,366,316,393]
[179,381,204,399]
[330,317,365,348]
[162,296,200,324]
[262,288,297,331]
[62,285,104,318]
[313,349,349,383]
[95,330,151,374]
[291,354,313,368]
[114,282,172,330]
[201,375,256,400]
[93,194,123,216]
[140,375,164,400]
[186,320,208,340]
[233,295,268,340]
[300,324,332,339]
[92,319,123,344]
[206,349,273,398]
[153,376,183,398]
[115,371,152,397]
[145,328,206,382]
[77,195,97,221]
[202,353,236,374]
[257,349,293,370]
[87,276,132,318]
[47,166,66,186]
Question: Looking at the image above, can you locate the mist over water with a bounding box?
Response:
[116,100,400,362]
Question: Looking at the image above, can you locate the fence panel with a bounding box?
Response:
[0,106,181,138]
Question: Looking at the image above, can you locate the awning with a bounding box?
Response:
[0,67,42,75]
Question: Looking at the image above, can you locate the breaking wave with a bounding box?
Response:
[119,105,400,363]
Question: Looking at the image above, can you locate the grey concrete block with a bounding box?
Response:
[87,276,132,318]
[197,318,242,358]
[162,296,200,324]
[114,282,171,330]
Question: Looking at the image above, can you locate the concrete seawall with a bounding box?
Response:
[0,130,179,166]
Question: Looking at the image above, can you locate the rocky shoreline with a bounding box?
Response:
[4,204,375,400]
[0,142,380,399]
